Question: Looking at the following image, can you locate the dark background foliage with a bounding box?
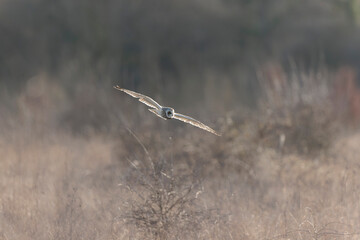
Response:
[1,0,360,108]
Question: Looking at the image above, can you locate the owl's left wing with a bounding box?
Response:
[173,113,221,136]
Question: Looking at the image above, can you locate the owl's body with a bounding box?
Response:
[148,107,174,120]
[114,86,220,136]
[161,107,175,119]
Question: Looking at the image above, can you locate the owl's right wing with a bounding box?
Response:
[173,113,221,136]
[114,86,162,109]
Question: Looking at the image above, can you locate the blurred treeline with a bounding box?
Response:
[1,0,360,108]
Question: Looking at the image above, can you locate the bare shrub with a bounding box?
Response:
[116,130,224,240]
[256,61,337,154]
[333,66,360,126]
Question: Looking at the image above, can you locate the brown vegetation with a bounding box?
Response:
[2,1,360,238]
[333,67,360,125]
[1,65,360,239]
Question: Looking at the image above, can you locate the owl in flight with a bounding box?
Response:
[114,86,220,136]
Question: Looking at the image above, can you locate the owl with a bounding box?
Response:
[114,86,220,136]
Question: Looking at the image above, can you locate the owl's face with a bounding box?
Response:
[162,107,174,119]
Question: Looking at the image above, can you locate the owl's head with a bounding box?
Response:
[163,107,175,119]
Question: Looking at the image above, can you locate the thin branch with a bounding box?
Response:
[126,127,155,172]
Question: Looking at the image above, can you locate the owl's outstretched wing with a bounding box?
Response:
[173,113,221,136]
[114,86,162,109]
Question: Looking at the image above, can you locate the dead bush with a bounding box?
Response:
[256,61,338,154]
[116,130,225,240]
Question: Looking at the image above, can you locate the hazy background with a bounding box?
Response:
[1,0,360,106]
[1,1,360,239]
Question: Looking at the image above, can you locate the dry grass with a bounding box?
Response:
[1,68,360,239]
